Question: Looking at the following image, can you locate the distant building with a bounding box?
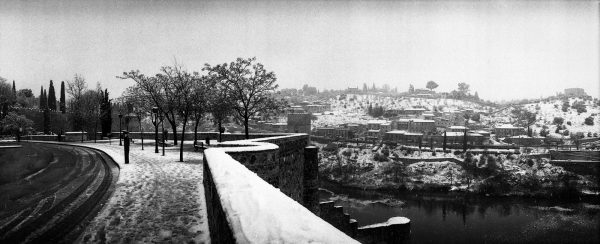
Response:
[448,126,468,132]
[346,87,360,93]
[313,127,352,139]
[399,108,427,116]
[367,120,389,130]
[396,119,435,134]
[494,124,525,138]
[564,88,586,97]
[434,117,452,128]
[287,113,311,133]
[384,131,486,146]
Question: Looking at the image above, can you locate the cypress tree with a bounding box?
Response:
[48,80,57,111]
[100,89,112,137]
[12,80,16,96]
[60,81,66,113]
[39,86,44,109]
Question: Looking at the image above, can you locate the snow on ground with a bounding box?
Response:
[204,148,359,244]
[59,140,210,243]
[528,98,600,135]
[313,96,490,128]
[406,161,465,185]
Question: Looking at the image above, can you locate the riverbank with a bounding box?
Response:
[318,144,599,199]
[319,180,600,244]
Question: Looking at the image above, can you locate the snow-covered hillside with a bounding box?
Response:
[313,95,492,128]
[525,98,599,135]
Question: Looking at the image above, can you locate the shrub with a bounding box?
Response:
[567,121,572,126]
[553,117,564,125]
[584,116,594,126]
[373,152,388,162]
[562,130,570,136]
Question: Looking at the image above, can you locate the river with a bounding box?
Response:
[320,182,600,243]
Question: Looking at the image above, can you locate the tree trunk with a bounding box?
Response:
[180,118,187,162]
[171,123,178,146]
[244,116,249,139]
[194,116,200,145]
[218,120,222,142]
[154,121,159,153]
[140,118,144,150]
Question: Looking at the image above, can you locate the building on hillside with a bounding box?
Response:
[396,119,436,134]
[399,108,427,116]
[366,129,381,142]
[434,117,452,128]
[564,88,586,97]
[313,127,352,139]
[346,87,360,93]
[414,88,434,94]
[346,123,362,133]
[384,130,423,144]
[494,124,525,138]
[287,105,306,114]
[503,135,544,146]
[367,120,388,130]
[448,126,468,132]
[442,111,466,126]
[305,104,327,114]
[287,113,311,133]
[422,113,435,120]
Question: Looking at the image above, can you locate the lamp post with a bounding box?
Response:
[152,107,159,153]
[119,113,123,146]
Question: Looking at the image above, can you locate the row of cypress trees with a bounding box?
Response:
[39,80,66,113]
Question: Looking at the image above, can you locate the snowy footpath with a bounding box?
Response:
[65,141,209,243]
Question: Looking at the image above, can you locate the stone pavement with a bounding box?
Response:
[68,141,209,243]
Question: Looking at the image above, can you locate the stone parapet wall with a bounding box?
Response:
[202,148,358,243]
[212,134,316,211]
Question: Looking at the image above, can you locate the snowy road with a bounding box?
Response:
[70,141,209,243]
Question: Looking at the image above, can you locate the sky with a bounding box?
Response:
[0,0,598,101]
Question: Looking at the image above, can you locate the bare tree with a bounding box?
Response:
[205,57,283,139]
[119,70,181,145]
[204,65,233,142]
[160,64,205,162]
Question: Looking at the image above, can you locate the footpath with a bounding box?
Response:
[60,140,209,243]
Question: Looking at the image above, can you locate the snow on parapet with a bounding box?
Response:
[213,134,308,153]
[359,217,410,229]
[204,148,359,244]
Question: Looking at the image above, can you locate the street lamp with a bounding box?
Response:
[152,107,159,153]
[118,113,123,146]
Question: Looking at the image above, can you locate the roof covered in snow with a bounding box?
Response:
[495,124,524,129]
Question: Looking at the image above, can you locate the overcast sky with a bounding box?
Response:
[1,0,598,101]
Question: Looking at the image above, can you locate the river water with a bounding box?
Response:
[320,182,600,243]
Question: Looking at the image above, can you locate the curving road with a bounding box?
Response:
[0,143,119,243]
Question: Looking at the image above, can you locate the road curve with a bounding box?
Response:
[0,143,119,243]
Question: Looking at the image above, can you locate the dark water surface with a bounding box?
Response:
[320,182,600,243]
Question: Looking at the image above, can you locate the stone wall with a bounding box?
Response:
[211,134,318,213]
[203,156,236,243]
[202,147,358,243]
[549,150,600,176]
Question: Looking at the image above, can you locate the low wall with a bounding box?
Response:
[550,150,600,161]
[203,133,410,242]
[203,149,358,243]
[212,134,318,212]
[549,150,600,176]
[109,131,288,142]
